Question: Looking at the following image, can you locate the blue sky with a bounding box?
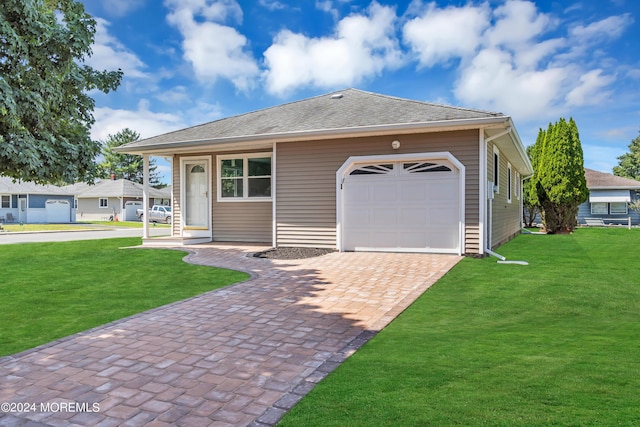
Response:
[79,0,640,183]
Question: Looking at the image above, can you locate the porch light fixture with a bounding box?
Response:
[391,140,400,150]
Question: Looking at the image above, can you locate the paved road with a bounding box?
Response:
[0,226,170,244]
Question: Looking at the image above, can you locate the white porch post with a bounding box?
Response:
[143,154,150,239]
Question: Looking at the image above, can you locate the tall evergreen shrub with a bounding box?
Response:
[532,118,589,233]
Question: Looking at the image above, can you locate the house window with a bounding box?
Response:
[218,153,272,201]
[610,202,628,215]
[99,198,108,208]
[507,162,512,203]
[1,195,10,209]
[591,203,608,215]
[493,146,500,193]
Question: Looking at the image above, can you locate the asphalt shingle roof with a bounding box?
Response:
[585,168,640,189]
[121,88,505,151]
[69,179,169,199]
[0,176,73,195]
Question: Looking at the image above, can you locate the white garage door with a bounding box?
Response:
[125,201,143,221]
[342,160,461,253]
[46,200,70,223]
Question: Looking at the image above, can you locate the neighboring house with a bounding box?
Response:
[579,168,640,225]
[118,88,533,255]
[0,176,75,223]
[66,178,171,221]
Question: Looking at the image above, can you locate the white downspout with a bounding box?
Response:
[272,142,277,248]
[479,130,487,256]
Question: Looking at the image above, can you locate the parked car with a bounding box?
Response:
[136,205,172,224]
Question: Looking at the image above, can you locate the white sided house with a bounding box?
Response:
[118,89,533,255]
[67,178,171,221]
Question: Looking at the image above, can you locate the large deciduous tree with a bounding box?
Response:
[0,0,122,184]
[532,118,589,233]
[98,128,162,187]
[613,132,640,181]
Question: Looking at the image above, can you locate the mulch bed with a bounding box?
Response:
[253,247,336,260]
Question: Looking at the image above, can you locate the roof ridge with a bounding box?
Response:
[350,88,504,117]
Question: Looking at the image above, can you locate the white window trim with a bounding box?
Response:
[493,145,500,194]
[590,202,608,215]
[610,202,628,215]
[217,153,273,202]
[1,195,11,209]
[507,162,512,204]
[99,198,108,208]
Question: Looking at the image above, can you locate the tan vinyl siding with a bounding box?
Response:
[489,142,521,248]
[276,130,481,253]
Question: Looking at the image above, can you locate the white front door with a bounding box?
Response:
[181,157,211,238]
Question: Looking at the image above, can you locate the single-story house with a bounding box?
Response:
[0,176,76,223]
[579,168,640,225]
[118,88,533,255]
[65,178,171,221]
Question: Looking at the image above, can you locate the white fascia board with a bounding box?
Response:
[116,116,511,156]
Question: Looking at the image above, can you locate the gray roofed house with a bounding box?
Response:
[118,88,533,255]
[0,176,75,224]
[578,168,640,225]
[67,178,171,221]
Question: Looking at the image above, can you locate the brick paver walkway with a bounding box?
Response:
[0,244,461,427]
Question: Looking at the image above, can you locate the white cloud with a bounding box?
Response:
[454,48,569,119]
[402,0,628,121]
[485,0,553,49]
[263,2,403,96]
[566,69,615,106]
[260,0,286,11]
[86,18,148,78]
[164,0,259,91]
[91,100,186,141]
[403,2,489,68]
[570,14,634,41]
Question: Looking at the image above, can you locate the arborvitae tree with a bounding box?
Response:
[98,128,161,186]
[613,132,640,181]
[523,142,541,227]
[535,118,589,233]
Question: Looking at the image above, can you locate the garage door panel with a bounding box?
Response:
[400,182,428,201]
[345,183,371,202]
[372,208,397,226]
[400,208,428,226]
[345,207,371,227]
[427,231,459,249]
[372,183,398,202]
[369,231,398,248]
[398,232,428,248]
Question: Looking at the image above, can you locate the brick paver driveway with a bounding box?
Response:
[0,244,461,427]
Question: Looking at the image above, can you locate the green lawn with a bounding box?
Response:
[0,238,249,357]
[280,228,640,426]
